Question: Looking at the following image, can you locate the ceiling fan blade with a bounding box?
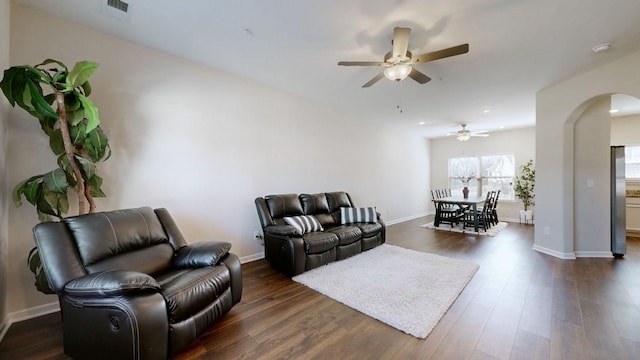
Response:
[471,133,490,137]
[412,43,469,64]
[362,72,386,88]
[391,27,411,60]
[338,61,387,67]
[408,68,431,84]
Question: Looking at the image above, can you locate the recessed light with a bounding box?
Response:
[482,108,492,114]
[610,109,619,114]
[592,43,611,53]
[418,121,425,125]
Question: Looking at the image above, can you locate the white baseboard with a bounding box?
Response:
[386,212,428,226]
[9,301,60,324]
[627,227,640,236]
[0,317,9,343]
[240,252,264,263]
[575,251,614,258]
[532,244,577,259]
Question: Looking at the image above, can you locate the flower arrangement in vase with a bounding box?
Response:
[454,174,475,198]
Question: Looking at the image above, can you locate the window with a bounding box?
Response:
[449,154,515,200]
[625,146,640,179]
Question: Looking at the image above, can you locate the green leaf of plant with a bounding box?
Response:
[43,168,69,194]
[44,190,68,216]
[87,175,106,197]
[21,65,50,84]
[43,93,56,105]
[77,93,100,133]
[66,61,99,89]
[67,109,85,126]
[70,123,87,145]
[20,85,35,113]
[12,179,27,207]
[23,180,41,206]
[56,155,78,188]
[26,79,58,119]
[36,187,58,218]
[85,127,109,161]
[64,92,81,111]
[81,80,92,97]
[48,129,65,155]
[0,67,23,106]
[75,156,96,179]
[36,58,68,72]
[27,247,55,294]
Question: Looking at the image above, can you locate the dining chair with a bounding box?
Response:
[490,190,501,225]
[463,191,493,232]
[431,188,462,227]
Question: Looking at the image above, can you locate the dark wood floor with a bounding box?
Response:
[2,216,640,360]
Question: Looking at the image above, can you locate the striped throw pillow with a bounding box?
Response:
[340,207,377,224]
[283,215,324,235]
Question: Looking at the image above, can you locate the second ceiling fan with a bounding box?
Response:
[338,27,469,88]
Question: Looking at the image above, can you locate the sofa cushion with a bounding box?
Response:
[300,193,330,214]
[341,207,377,224]
[327,225,362,245]
[157,266,231,323]
[326,192,353,212]
[302,232,339,254]
[354,222,383,237]
[64,207,170,267]
[284,215,324,235]
[265,194,303,219]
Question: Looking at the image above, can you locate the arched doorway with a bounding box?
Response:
[569,93,640,257]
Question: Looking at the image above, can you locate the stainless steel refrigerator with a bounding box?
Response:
[611,146,626,257]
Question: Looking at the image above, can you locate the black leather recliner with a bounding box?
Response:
[32,207,242,360]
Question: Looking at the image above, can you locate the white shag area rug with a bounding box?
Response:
[292,244,479,339]
[421,221,508,236]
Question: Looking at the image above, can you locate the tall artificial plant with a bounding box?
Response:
[514,159,535,211]
[1,59,110,293]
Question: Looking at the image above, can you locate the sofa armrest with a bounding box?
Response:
[174,241,232,268]
[64,270,160,297]
[264,224,299,236]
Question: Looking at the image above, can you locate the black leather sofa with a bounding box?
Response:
[255,191,385,276]
[32,207,242,360]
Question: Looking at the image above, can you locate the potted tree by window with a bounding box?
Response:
[514,159,535,223]
[1,59,110,293]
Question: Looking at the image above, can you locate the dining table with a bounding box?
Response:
[432,195,486,232]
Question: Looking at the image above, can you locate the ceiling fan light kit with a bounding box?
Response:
[455,124,489,141]
[338,26,469,88]
[384,64,412,81]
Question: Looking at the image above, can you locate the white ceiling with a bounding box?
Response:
[12,0,640,138]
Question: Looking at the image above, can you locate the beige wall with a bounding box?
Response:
[536,49,640,259]
[429,126,536,221]
[6,4,431,316]
[573,97,611,256]
[611,114,640,146]
[0,0,10,336]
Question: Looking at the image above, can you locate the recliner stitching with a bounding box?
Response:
[99,213,119,252]
[134,208,152,245]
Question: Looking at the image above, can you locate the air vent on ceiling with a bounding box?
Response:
[107,0,129,13]
[104,0,131,21]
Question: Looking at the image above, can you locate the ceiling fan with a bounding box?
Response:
[338,27,469,88]
[454,124,489,141]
